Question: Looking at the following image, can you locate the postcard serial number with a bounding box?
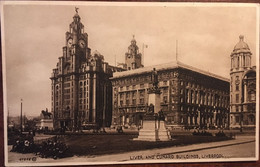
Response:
[19,157,37,161]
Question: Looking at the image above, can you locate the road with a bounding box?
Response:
[6,135,256,165]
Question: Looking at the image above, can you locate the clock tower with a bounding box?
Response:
[64,9,91,73]
[50,9,123,131]
[125,36,143,70]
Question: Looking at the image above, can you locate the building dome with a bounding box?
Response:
[231,35,252,56]
[233,35,250,51]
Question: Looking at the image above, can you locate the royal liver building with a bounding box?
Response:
[50,10,122,131]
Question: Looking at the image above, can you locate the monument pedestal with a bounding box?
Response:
[134,115,170,141]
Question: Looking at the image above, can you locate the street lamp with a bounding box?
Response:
[102,81,107,133]
[240,109,243,132]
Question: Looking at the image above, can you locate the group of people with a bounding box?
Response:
[192,128,227,137]
[11,138,35,153]
[35,139,69,159]
[11,137,69,159]
[192,128,213,136]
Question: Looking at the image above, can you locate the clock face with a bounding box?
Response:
[67,39,73,48]
[79,39,86,48]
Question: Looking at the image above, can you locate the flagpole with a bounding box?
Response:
[142,43,144,66]
[115,55,116,66]
[142,43,148,67]
[176,40,178,62]
[20,99,23,133]
[8,107,10,127]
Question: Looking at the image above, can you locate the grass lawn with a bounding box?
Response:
[63,134,232,156]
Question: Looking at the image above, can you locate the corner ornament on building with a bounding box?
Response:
[75,7,79,13]
[173,72,179,78]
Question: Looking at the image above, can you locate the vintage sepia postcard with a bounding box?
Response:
[1,1,259,166]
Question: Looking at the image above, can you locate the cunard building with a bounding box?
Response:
[229,35,256,129]
[50,10,123,130]
[111,37,230,129]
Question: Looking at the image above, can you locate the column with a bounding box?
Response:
[244,83,247,102]
[92,73,96,123]
[213,111,216,126]
[122,115,125,125]
[197,111,200,126]
[239,55,243,67]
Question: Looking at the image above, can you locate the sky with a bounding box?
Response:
[2,2,258,117]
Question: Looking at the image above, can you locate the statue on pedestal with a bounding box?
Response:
[149,68,160,93]
[151,68,159,88]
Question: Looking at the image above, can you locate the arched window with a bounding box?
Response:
[248,91,256,101]
[248,114,255,124]
[237,56,240,68]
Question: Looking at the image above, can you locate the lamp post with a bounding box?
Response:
[102,81,107,133]
[240,108,243,132]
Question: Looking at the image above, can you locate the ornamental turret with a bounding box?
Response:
[125,35,143,70]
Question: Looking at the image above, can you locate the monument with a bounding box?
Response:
[134,68,170,141]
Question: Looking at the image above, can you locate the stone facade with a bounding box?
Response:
[111,60,230,129]
[50,11,123,130]
[230,35,256,129]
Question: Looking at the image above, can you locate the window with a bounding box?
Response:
[248,91,256,101]
[248,115,255,123]
[236,94,239,103]
[139,90,144,97]
[126,92,130,99]
[235,116,240,123]
[132,92,136,98]
[236,106,239,112]
[163,88,168,94]
[236,85,239,91]
[163,96,167,103]
[237,57,240,68]
[132,99,136,105]
[140,98,144,104]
